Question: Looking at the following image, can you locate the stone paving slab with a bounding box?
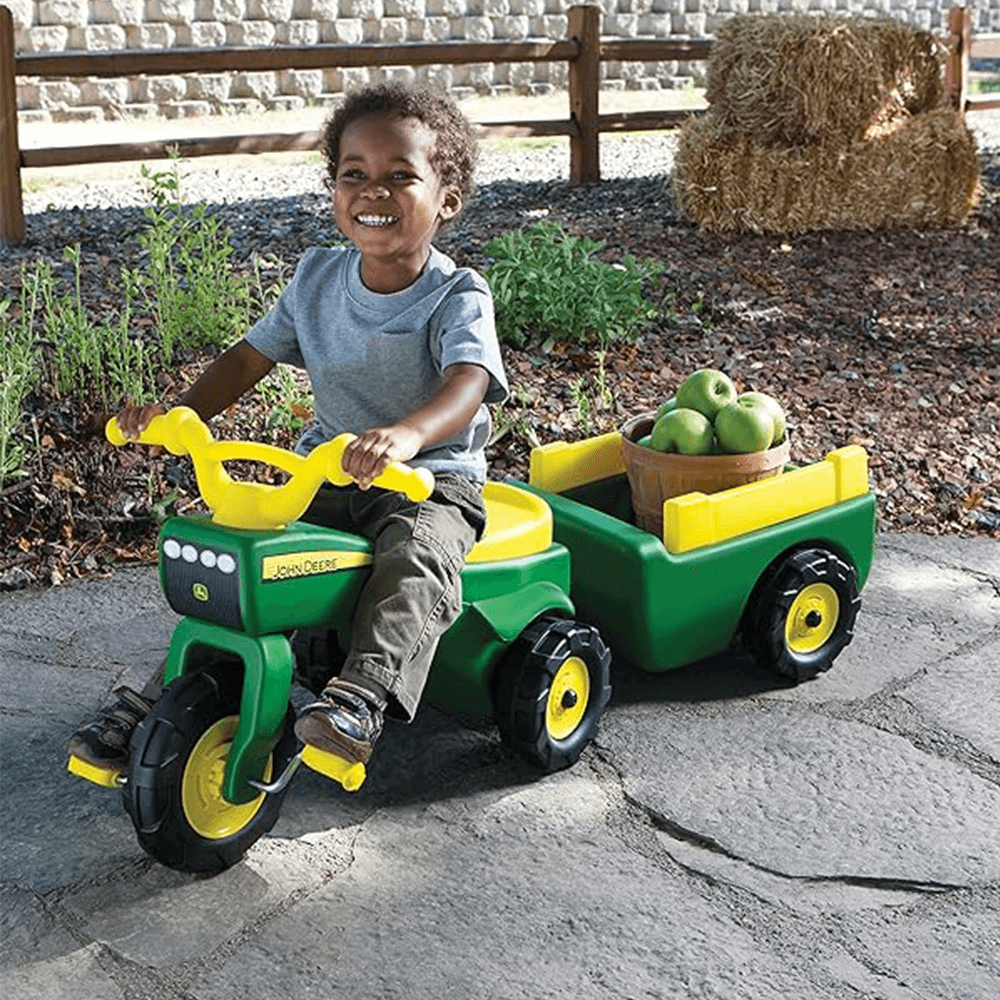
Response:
[0,567,167,636]
[0,653,111,725]
[0,567,178,677]
[2,538,998,1000]
[878,533,1000,580]
[857,540,999,636]
[600,706,1000,886]
[62,848,317,970]
[1,944,124,1000]
[897,637,1000,761]
[189,774,847,1000]
[848,903,1000,1000]
[0,712,143,894]
[0,885,80,971]
[655,835,919,915]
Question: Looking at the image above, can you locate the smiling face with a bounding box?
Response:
[333,113,462,293]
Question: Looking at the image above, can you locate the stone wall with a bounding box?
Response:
[9,0,999,124]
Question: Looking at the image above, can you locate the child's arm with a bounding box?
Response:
[115,339,275,439]
[343,363,490,490]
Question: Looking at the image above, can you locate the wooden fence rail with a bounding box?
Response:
[2,4,998,245]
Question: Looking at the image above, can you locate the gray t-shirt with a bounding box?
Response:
[246,244,508,483]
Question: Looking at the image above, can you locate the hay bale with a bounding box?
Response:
[672,108,981,234]
[705,13,944,146]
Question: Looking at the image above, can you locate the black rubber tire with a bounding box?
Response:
[123,660,297,874]
[495,616,612,773]
[747,547,861,683]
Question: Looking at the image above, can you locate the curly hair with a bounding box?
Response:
[322,83,478,212]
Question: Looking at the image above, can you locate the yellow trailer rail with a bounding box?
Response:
[529,434,870,554]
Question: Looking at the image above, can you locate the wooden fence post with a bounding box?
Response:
[1,4,25,245]
[568,4,600,184]
[944,5,971,112]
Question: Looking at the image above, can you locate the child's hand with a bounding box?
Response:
[342,425,424,491]
[114,399,165,440]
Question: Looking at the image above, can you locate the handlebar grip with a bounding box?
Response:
[106,415,168,448]
[376,463,435,503]
[323,434,435,501]
[105,416,130,447]
[106,406,211,453]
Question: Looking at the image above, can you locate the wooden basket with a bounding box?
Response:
[621,413,791,536]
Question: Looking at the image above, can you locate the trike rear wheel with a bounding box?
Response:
[123,661,297,873]
[495,617,612,773]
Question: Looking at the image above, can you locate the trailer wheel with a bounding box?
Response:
[748,547,860,682]
[123,661,297,874]
[495,617,611,773]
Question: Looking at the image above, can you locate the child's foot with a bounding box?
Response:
[66,687,155,770]
[294,679,385,765]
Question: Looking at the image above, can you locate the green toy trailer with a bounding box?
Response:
[522,430,875,681]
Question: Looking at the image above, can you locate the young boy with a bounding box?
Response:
[68,83,508,770]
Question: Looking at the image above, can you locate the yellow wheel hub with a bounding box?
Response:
[785,583,839,654]
[546,657,590,741]
[182,716,272,840]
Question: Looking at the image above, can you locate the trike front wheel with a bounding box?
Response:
[123,661,297,873]
[495,617,612,773]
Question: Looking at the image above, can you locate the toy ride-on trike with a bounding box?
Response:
[67,407,611,874]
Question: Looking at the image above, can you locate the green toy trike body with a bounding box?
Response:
[70,408,611,873]
[69,408,875,874]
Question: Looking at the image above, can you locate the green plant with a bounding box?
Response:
[0,300,38,491]
[489,401,533,447]
[593,349,613,412]
[1,161,294,500]
[569,376,592,435]
[488,383,538,448]
[135,158,256,362]
[151,486,181,525]
[484,222,663,349]
[33,249,92,397]
[565,352,616,437]
[9,252,153,412]
[260,365,314,434]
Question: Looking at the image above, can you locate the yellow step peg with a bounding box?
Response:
[67,754,124,788]
[301,745,367,791]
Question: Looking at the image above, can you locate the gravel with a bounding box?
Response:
[5,115,997,273]
[6,132,682,265]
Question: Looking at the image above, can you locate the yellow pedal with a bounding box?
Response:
[67,755,125,788]
[300,745,366,792]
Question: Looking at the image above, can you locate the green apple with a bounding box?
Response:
[714,398,775,454]
[637,434,654,448]
[654,396,678,420]
[650,408,715,455]
[675,368,737,420]
[738,391,786,445]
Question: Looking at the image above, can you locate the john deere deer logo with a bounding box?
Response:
[192,582,210,602]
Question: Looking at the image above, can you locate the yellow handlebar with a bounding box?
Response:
[106,406,435,530]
